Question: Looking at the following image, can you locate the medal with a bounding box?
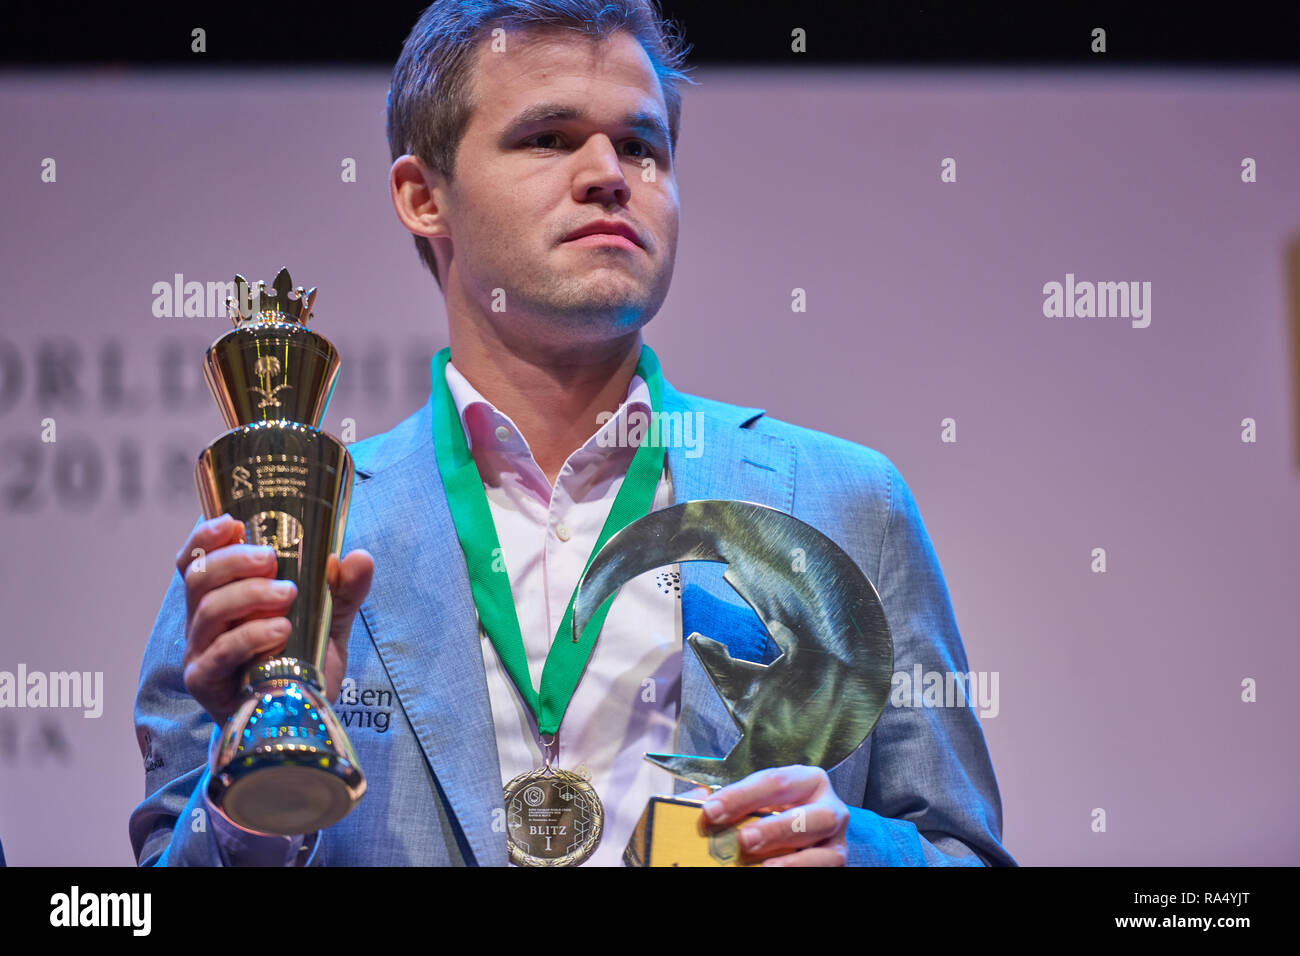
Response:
[503,738,603,866]
[430,344,666,866]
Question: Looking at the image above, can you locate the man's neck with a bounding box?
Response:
[447,327,645,486]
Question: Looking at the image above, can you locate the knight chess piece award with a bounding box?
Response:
[572,499,895,866]
[195,267,365,836]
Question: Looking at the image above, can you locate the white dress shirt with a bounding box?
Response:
[443,358,682,866]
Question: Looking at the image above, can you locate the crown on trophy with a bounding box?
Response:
[225,266,318,327]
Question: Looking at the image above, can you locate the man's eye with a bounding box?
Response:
[523,134,657,159]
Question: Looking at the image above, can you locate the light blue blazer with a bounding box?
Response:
[131,376,1016,866]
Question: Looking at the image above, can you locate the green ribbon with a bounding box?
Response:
[430,344,666,735]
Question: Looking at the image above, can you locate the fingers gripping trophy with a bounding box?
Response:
[195,267,365,835]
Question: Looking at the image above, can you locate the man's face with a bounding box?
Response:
[431,26,679,344]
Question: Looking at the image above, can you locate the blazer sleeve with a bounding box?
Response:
[128,521,324,867]
[847,460,1016,866]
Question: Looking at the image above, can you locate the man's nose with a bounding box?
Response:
[572,135,631,204]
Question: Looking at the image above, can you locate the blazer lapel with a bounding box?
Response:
[348,398,507,866]
[660,379,794,793]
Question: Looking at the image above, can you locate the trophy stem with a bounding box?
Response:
[243,656,325,694]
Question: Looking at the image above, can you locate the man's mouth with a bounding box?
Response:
[562,219,644,248]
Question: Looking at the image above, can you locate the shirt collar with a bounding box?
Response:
[442,357,652,472]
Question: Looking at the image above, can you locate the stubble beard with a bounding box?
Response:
[506,252,667,345]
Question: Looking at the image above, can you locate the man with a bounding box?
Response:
[131,0,1014,867]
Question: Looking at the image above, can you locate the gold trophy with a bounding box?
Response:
[195,267,365,836]
[572,499,894,866]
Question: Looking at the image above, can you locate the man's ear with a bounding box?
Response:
[390,154,450,242]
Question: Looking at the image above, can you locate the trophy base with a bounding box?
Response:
[623,796,766,867]
[208,677,365,835]
[217,760,358,837]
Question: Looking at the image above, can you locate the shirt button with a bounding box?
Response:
[494,425,510,442]
[556,524,571,541]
